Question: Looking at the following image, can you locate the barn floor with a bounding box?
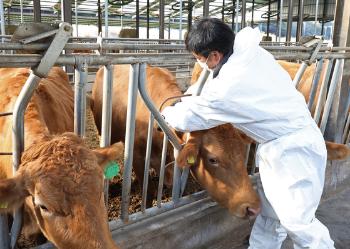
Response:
[230,185,350,249]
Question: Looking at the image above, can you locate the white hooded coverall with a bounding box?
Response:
[162,27,335,249]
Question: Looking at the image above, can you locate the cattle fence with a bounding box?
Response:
[0,27,350,249]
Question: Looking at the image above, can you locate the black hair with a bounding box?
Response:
[185,18,235,58]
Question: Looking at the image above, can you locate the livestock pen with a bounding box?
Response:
[0,24,350,249]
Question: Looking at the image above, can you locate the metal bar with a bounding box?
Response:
[159,0,165,39]
[172,149,181,204]
[314,0,319,35]
[137,66,182,151]
[286,0,293,42]
[75,0,78,36]
[0,214,10,249]
[314,59,334,124]
[121,64,140,222]
[292,62,308,87]
[244,144,251,167]
[61,0,72,24]
[267,0,271,38]
[74,63,87,137]
[19,0,23,23]
[11,72,42,249]
[33,0,41,22]
[296,0,304,42]
[179,0,183,39]
[100,64,113,205]
[342,112,350,143]
[320,59,343,134]
[307,59,324,111]
[104,0,108,38]
[0,0,5,50]
[278,0,283,42]
[136,0,139,38]
[157,135,168,207]
[203,0,209,17]
[235,0,239,33]
[146,0,150,39]
[20,29,59,45]
[251,0,255,27]
[241,0,246,28]
[141,114,154,212]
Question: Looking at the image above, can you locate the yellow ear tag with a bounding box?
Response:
[0,202,8,209]
[187,155,195,165]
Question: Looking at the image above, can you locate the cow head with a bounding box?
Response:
[176,124,260,218]
[0,133,120,249]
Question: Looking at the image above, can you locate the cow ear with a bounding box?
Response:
[0,176,29,213]
[176,132,202,168]
[93,142,124,169]
[326,141,350,160]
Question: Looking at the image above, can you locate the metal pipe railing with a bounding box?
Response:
[141,114,154,212]
[100,64,114,205]
[320,59,344,134]
[11,72,42,249]
[121,64,140,222]
[157,135,168,208]
[74,63,88,137]
[308,59,324,111]
[314,59,334,124]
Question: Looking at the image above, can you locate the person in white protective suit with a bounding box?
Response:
[161,18,335,249]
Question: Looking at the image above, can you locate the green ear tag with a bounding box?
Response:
[104,161,120,180]
[0,202,8,209]
[187,155,195,165]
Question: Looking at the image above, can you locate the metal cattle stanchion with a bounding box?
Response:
[0,23,72,249]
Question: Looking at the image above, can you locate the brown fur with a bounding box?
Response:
[0,68,120,248]
[92,65,260,217]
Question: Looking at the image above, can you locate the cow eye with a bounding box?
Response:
[38,204,49,212]
[208,157,219,166]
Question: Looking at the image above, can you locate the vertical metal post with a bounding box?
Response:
[222,0,225,21]
[33,0,41,22]
[105,0,109,38]
[146,0,150,38]
[286,0,293,42]
[75,0,79,36]
[296,0,304,42]
[141,114,154,212]
[314,59,334,124]
[159,0,165,39]
[232,0,235,30]
[172,148,181,204]
[241,0,246,28]
[314,0,319,35]
[320,59,343,134]
[321,0,328,35]
[136,0,139,38]
[74,63,87,137]
[179,0,183,40]
[157,135,168,207]
[278,0,284,42]
[251,0,255,27]
[121,64,139,222]
[235,0,239,33]
[19,0,23,23]
[0,0,4,50]
[100,65,113,204]
[188,0,192,31]
[307,59,323,111]
[97,0,102,34]
[61,0,72,24]
[292,62,308,87]
[267,0,271,38]
[203,0,209,17]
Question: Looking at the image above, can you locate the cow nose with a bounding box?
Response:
[240,203,261,218]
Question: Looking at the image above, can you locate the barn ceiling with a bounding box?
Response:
[2,0,336,28]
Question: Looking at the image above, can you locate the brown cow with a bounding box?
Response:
[0,67,121,248]
[190,61,350,160]
[91,64,261,218]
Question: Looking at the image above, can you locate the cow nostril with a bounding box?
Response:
[246,207,260,217]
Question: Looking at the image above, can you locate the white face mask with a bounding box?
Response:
[196,55,211,71]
